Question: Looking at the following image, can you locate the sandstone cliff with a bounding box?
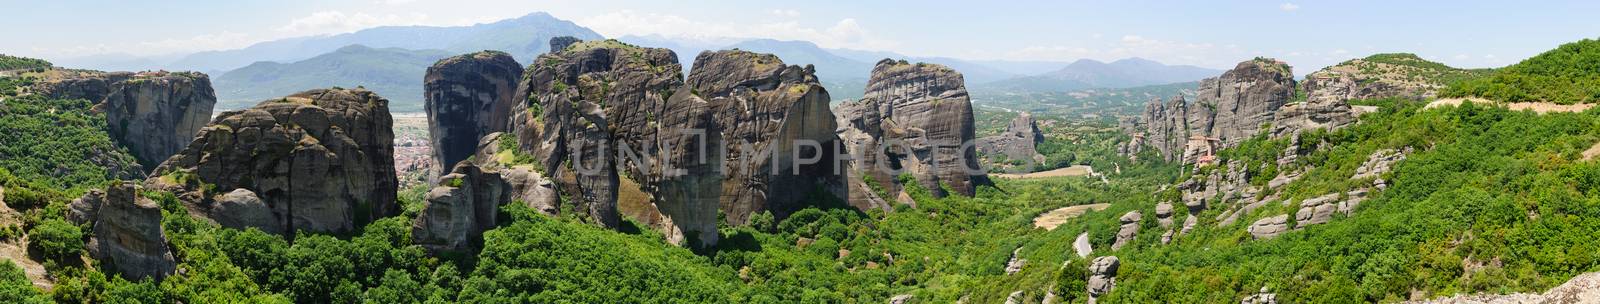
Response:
[837,59,986,207]
[147,87,397,235]
[34,70,217,171]
[425,51,523,179]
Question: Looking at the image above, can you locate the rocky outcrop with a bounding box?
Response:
[1294,193,1340,227]
[412,162,509,253]
[1112,210,1141,250]
[888,294,914,304]
[977,112,1045,166]
[1004,290,1025,304]
[35,71,216,171]
[507,38,848,247]
[1248,215,1289,240]
[148,87,397,235]
[1403,271,1600,304]
[838,59,987,208]
[1304,54,1475,105]
[1087,256,1120,303]
[1005,247,1026,275]
[67,182,175,281]
[425,51,523,179]
[1122,58,1358,164]
[471,133,561,215]
[548,36,581,54]
[1241,287,1279,304]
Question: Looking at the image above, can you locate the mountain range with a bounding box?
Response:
[52,12,1220,111]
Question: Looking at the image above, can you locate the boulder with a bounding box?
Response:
[471,133,561,215]
[1241,286,1278,304]
[69,182,175,281]
[888,294,914,304]
[1155,202,1175,228]
[35,71,216,171]
[1248,215,1290,239]
[425,51,523,179]
[148,87,398,235]
[212,189,278,234]
[1087,256,1120,301]
[1294,193,1341,227]
[1005,247,1026,275]
[1004,290,1025,304]
[412,163,510,253]
[1112,210,1141,250]
[838,59,987,203]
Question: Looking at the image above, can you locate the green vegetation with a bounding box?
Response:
[0,54,51,71]
[212,45,453,111]
[0,88,141,209]
[0,261,49,304]
[1443,39,1600,103]
[27,219,84,263]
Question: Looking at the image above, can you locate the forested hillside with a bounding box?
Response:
[1443,38,1600,103]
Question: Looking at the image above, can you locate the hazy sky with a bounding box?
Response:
[3,0,1597,72]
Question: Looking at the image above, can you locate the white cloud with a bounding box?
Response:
[1280,3,1300,11]
[578,10,897,50]
[769,9,800,17]
[276,11,432,37]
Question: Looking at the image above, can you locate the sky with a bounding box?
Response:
[2,0,1598,73]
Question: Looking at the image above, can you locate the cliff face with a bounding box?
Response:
[505,39,849,247]
[67,182,175,281]
[510,39,685,232]
[837,59,985,205]
[686,50,847,227]
[1123,58,1356,164]
[35,71,217,172]
[425,51,523,178]
[1303,53,1473,104]
[147,87,397,235]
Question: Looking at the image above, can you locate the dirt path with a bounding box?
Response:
[1425,98,1593,114]
[1033,203,1111,230]
[994,165,1094,179]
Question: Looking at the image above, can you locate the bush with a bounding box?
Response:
[28,219,84,262]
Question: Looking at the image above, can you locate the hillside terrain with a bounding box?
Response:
[213,45,451,111]
[1443,38,1600,104]
[8,18,1600,304]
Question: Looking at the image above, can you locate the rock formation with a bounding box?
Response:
[412,162,509,253]
[471,133,561,215]
[1303,53,1476,105]
[548,36,581,54]
[1112,210,1141,250]
[34,71,216,171]
[977,112,1045,166]
[1121,58,1358,164]
[1241,287,1279,304]
[1005,247,1026,275]
[425,51,523,179]
[147,87,397,235]
[1403,271,1600,303]
[837,59,987,208]
[1293,193,1340,227]
[1087,256,1120,303]
[67,182,175,281]
[507,38,848,247]
[1248,215,1289,239]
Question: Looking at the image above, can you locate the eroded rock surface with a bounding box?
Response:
[1087,256,1120,303]
[1112,210,1142,250]
[35,71,216,171]
[425,51,523,179]
[838,59,987,209]
[412,162,509,253]
[148,87,397,235]
[1248,214,1290,240]
[68,182,175,281]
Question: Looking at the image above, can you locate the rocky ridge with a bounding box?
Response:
[977,112,1046,169]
